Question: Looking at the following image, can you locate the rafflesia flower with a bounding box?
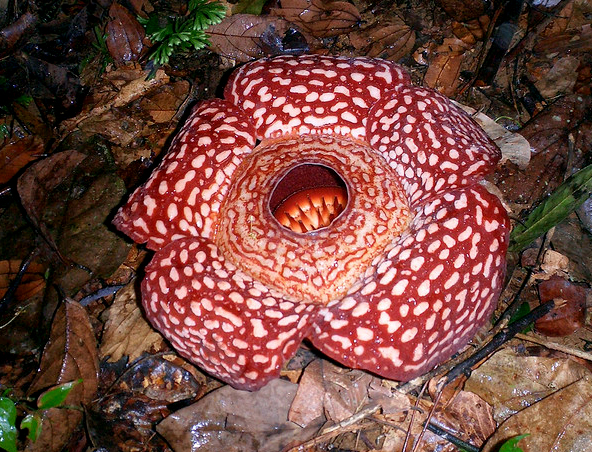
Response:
[114,55,510,391]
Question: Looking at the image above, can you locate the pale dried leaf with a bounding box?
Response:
[289,360,373,426]
[535,56,580,99]
[26,300,99,452]
[350,20,415,61]
[272,0,360,38]
[423,37,470,97]
[100,281,166,363]
[157,379,317,452]
[455,102,531,168]
[60,68,169,133]
[482,376,592,452]
[465,348,591,423]
[208,14,292,62]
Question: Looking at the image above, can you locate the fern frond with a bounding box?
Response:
[141,0,226,67]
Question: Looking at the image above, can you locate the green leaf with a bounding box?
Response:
[20,413,42,442]
[232,0,267,15]
[509,163,592,252]
[0,397,17,452]
[498,434,530,452]
[36,379,82,411]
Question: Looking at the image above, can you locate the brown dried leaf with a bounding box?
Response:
[272,0,360,38]
[289,360,373,426]
[105,3,147,65]
[157,379,316,452]
[482,376,592,452]
[0,260,46,302]
[60,67,169,133]
[465,348,591,423]
[16,150,86,252]
[535,276,588,337]
[100,281,166,363]
[423,37,471,97]
[25,299,99,452]
[87,354,201,451]
[140,80,190,123]
[208,14,292,62]
[0,135,44,185]
[451,16,489,45]
[432,391,496,448]
[350,19,415,61]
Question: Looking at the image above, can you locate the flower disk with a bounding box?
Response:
[114,55,510,390]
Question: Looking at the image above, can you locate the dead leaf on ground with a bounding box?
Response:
[157,379,317,452]
[140,80,190,123]
[465,347,592,423]
[16,150,86,253]
[349,19,415,61]
[87,354,202,451]
[454,102,531,168]
[0,135,44,185]
[105,3,147,65]
[100,280,166,363]
[482,375,592,452]
[208,14,294,62]
[272,0,361,38]
[0,260,46,302]
[423,37,472,97]
[535,276,588,337]
[289,360,373,427]
[60,66,169,133]
[25,299,99,452]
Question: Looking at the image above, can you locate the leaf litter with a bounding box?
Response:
[0,0,591,451]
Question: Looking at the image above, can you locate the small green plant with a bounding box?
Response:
[0,380,82,452]
[498,434,530,452]
[79,26,113,75]
[509,163,592,252]
[139,0,226,67]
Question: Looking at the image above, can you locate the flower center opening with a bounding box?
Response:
[270,164,348,233]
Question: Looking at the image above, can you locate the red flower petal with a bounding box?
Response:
[367,86,501,206]
[142,236,319,390]
[309,184,510,381]
[224,55,410,140]
[113,99,256,249]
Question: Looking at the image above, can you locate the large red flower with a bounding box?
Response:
[114,55,510,390]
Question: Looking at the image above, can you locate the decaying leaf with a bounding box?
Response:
[535,276,588,337]
[289,360,373,427]
[0,260,46,302]
[271,0,360,38]
[465,348,591,423]
[0,135,44,185]
[25,300,99,452]
[455,102,531,168]
[349,19,415,61]
[87,354,202,451]
[423,37,471,97]
[157,379,316,452]
[16,150,86,253]
[60,67,169,133]
[140,80,190,123]
[482,375,592,452]
[105,3,147,65]
[100,281,166,363]
[208,14,293,62]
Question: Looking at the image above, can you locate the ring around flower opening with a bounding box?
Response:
[270,164,348,233]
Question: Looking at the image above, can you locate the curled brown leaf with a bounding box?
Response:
[272,0,361,38]
[350,19,415,61]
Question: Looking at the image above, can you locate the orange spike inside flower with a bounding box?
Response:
[274,186,348,233]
